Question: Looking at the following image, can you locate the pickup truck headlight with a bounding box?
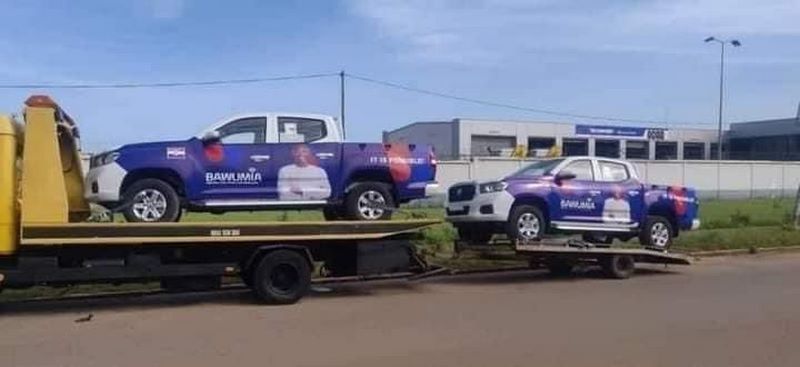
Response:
[478,181,507,194]
[90,152,120,168]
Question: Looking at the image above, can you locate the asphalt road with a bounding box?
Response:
[2,253,800,367]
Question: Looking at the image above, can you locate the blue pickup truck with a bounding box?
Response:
[85,113,439,222]
[445,157,700,250]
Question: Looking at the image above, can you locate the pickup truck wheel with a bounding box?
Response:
[251,250,311,304]
[122,178,182,222]
[345,182,394,221]
[639,216,673,251]
[506,205,545,243]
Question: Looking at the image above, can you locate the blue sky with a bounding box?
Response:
[1,0,799,152]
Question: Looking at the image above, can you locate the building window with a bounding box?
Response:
[595,139,620,158]
[470,135,516,156]
[626,140,649,159]
[655,141,678,160]
[683,142,705,160]
[562,138,588,156]
[528,137,556,157]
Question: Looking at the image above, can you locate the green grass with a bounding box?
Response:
[698,198,793,229]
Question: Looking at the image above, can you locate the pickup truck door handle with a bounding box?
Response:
[315,152,335,159]
[249,155,271,162]
[588,190,602,196]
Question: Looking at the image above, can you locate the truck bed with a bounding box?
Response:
[20,220,439,246]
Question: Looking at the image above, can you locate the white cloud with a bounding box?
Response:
[347,0,800,64]
[151,0,185,20]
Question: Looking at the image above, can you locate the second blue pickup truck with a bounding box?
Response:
[446,157,700,250]
[85,113,439,222]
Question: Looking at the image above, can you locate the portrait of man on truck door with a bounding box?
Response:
[277,144,331,201]
[602,186,631,223]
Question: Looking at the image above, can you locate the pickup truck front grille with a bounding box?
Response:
[448,184,476,202]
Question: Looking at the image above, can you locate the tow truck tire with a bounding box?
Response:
[122,178,182,223]
[344,182,394,221]
[639,216,674,251]
[601,255,635,279]
[506,205,545,243]
[251,250,311,305]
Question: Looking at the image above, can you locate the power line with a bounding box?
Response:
[346,72,709,126]
[0,72,339,89]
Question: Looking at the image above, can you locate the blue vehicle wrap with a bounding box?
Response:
[87,138,437,209]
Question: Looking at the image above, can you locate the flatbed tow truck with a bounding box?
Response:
[0,96,690,306]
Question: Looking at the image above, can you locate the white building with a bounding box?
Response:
[384,118,718,160]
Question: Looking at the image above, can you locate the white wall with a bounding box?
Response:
[437,158,800,199]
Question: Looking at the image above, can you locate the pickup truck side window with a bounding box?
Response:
[561,160,594,181]
[278,117,327,143]
[217,117,267,144]
[598,161,630,182]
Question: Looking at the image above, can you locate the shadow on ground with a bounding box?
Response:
[0,266,681,316]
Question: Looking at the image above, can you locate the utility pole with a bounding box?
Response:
[340,70,346,140]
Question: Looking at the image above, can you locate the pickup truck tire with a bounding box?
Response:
[122,178,182,223]
[344,182,394,221]
[251,250,311,304]
[506,205,545,243]
[639,216,673,251]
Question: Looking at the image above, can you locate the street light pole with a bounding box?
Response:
[705,37,740,160]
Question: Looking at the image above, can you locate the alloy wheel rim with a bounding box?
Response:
[357,190,386,219]
[131,189,168,222]
[517,213,541,240]
[650,222,670,248]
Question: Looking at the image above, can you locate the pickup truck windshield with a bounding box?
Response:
[510,159,564,177]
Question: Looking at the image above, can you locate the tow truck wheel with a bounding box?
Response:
[251,250,311,304]
[639,216,673,251]
[122,178,182,222]
[344,182,394,221]
[601,255,635,279]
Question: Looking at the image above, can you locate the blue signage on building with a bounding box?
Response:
[575,125,647,137]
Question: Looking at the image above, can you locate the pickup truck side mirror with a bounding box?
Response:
[555,170,577,183]
[200,130,221,144]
